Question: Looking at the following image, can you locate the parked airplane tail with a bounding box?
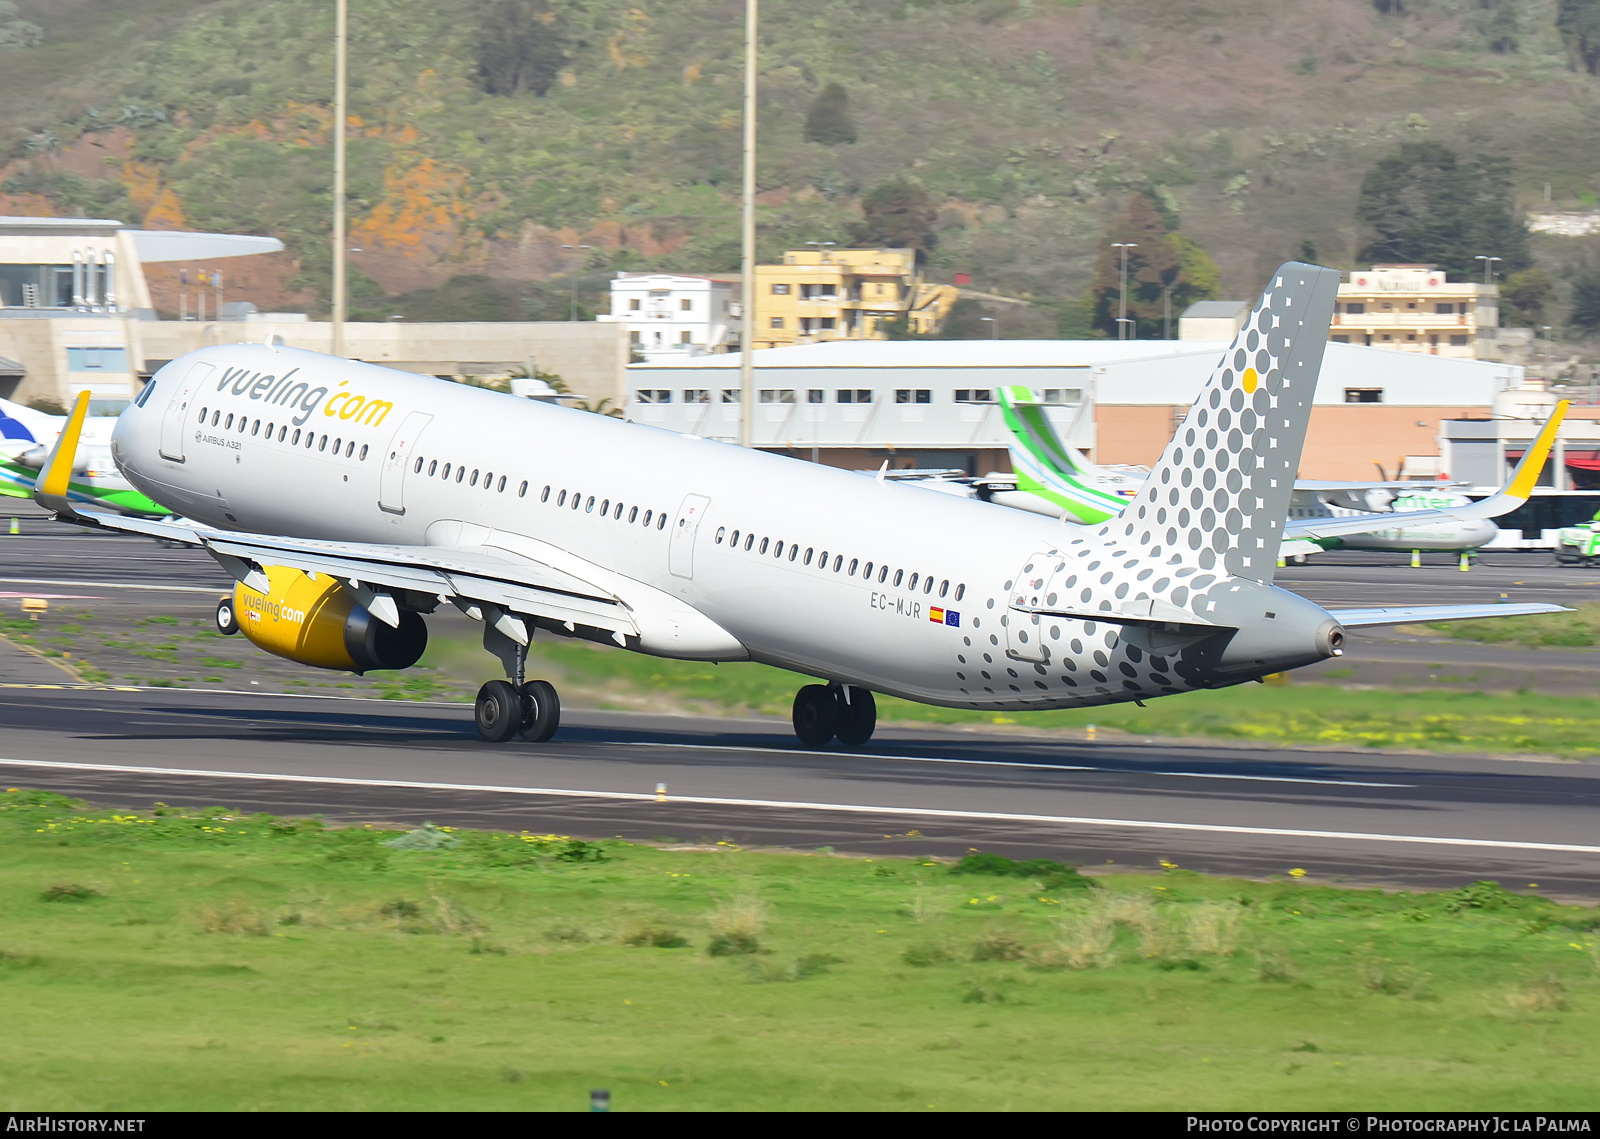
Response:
[996,385,1127,524]
[1106,262,1341,585]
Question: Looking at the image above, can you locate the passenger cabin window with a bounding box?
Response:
[954,584,965,601]
[716,527,726,544]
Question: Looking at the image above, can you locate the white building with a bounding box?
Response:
[598,272,738,361]
[626,339,1526,479]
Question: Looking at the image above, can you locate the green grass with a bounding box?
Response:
[1417,604,1600,649]
[514,637,1600,758]
[0,789,1596,1110]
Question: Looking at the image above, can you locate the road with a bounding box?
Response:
[1,502,1598,898]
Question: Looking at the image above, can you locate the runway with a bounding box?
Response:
[2,502,1599,898]
[3,681,1598,898]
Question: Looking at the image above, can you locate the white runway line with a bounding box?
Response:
[643,741,1412,788]
[0,577,221,594]
[0,756,1591,855]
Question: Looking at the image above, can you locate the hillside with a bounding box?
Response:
[3,0,1600,327]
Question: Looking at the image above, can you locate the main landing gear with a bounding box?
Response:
[474,642,561,743]
[792,683,876,748]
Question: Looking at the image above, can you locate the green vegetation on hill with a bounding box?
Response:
[5,0,1600,322]
[2,788,1596,1110]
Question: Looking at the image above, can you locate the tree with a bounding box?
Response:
[804,83,857,146]
[850,179,938,263]
[1571,270,1600,333]
[1356,141,1530,277]
[1088,195,1222,339]
[1501,268,1555,328]
[475,0,569,97]
[0,1,41,49]
[1558,0,1600,74]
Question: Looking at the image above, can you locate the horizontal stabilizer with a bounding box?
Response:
[1328,603,1569,628]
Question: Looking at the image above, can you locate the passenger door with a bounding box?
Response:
[378,411,432,515]
[157,361,215,462]
[1005,550,1057,662]
[669,493,711,579]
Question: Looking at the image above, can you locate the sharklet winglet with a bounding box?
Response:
[33,391,91,519]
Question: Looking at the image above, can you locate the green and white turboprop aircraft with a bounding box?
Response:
[990,384,1525,562]
[0,396,172,518]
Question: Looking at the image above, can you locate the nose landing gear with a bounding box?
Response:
[792,683,876,748]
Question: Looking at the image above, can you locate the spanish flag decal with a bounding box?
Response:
[930,608,960,627]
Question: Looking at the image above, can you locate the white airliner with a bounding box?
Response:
[35,263,1565,747]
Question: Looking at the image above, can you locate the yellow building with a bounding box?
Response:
[1332,264,1499,359]
[751,248,958,349]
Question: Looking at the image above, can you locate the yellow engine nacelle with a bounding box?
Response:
[234,566,427,674]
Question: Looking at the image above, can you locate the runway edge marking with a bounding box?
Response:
[0,756,1593,855]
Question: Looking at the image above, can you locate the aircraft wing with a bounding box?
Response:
[69,506,746,660]
[35,396,745,661]
[1327,603,1568,628]
[1285,401,1566,542]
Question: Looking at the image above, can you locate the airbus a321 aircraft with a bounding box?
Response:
[35,262,1566,747]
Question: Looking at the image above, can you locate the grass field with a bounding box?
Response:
[2,789,1597,1111]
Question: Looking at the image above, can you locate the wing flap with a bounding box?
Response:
[1328,603,1569,628]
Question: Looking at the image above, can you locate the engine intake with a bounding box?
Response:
[234,566,426,674]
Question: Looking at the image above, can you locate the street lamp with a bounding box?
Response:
[1475,254,1503,285]
[1111,242,1137,340]
[804,240,836,261]
[739,0,758,448]
[560,244,593,322]
[331,0,348,357]
[980,316,997,340]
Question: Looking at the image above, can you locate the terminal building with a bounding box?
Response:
[0,216,630,415]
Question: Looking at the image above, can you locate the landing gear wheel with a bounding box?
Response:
[792,684,840,748]
[834,687,877,746]
[519,680,561,742]
[474,680,521,742]
[215,596,239,636]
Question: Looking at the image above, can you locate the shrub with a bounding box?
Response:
[708,931,760,957]
[623,924,688,948]
[41,881,102,902]
[1506,973,1568,1013]
[902,941,955,967]
[949,852,1096,892]
[971,930,1028,962]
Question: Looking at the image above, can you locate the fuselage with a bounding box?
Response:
[112,344,1332,710]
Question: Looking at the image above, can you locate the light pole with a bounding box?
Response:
[1475,254,1502,285]
[804,240,835,260]
[331,0,348,357]
[1542,324,1553,380]
[980,316,997,340]
[560,244,593,322]
[739,0,758,448]
[1111,242,1137,340]
[1162,284,1174,340]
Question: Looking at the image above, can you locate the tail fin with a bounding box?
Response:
[1108,262,1341,584]
[997,385,1127,524]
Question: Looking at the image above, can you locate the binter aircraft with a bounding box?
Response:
[35,262,1567,747]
